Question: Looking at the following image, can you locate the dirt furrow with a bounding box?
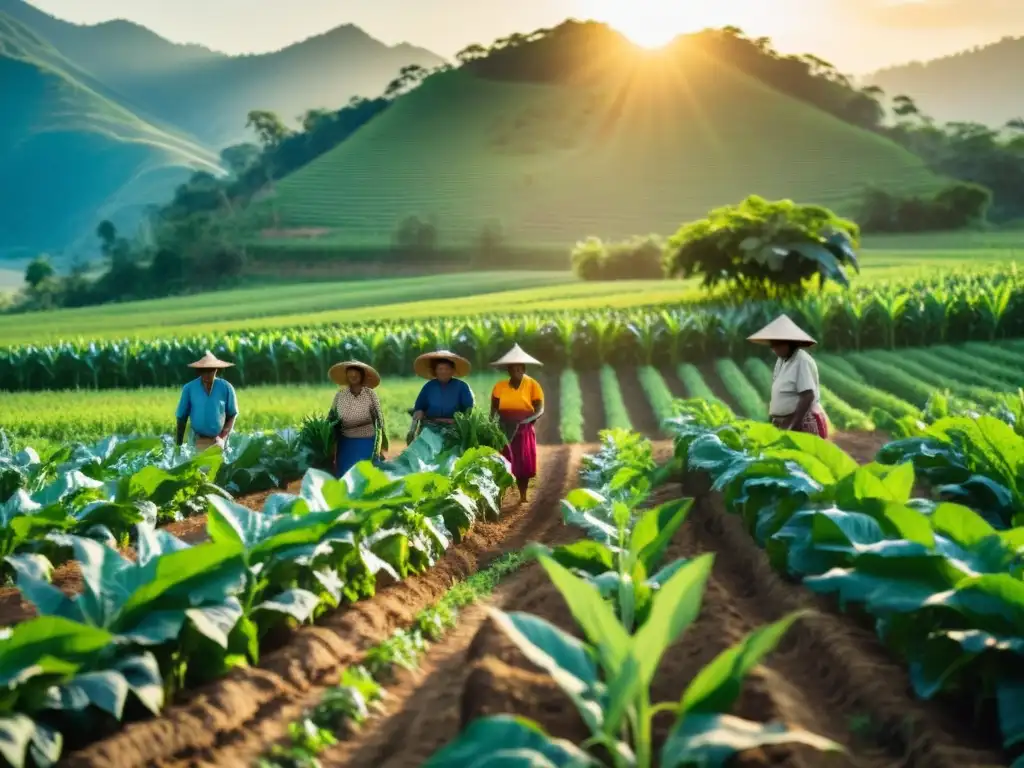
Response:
[62,445,579,768]
[617,367,662,438]
[535,371,561,446]
[418,478,1007,768]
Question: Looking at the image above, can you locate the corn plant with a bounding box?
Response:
[7,269,1024,392]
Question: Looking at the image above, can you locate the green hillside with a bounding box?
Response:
[262,48,946,249]
[0,12,220,258]
[0,0,444,147]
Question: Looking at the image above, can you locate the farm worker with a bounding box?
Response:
[747,314,829,439]
[408,350,475,442]
[490,344,545,505]
[327,360,389,477]
[175,351,239,451]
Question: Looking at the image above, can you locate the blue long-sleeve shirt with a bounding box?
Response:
[175,378,238,437]
[414,378,474,420]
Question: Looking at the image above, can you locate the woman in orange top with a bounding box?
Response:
[490,344,545,505]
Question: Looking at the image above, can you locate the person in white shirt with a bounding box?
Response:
[747,314,829,439]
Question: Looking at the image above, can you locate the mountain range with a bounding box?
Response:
[866,36,1024,127]
[0,0,442,258]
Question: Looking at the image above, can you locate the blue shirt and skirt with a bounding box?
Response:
[414,378,475,434]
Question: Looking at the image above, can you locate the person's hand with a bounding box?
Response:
[412,410,425,421]
[214,436,225,448]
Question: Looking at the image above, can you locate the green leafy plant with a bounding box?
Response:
[664,195,861,299]
[298,412,337,471]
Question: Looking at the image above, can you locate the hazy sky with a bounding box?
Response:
[24,0,1024,73]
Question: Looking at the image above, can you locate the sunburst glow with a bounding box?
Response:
[584,0,773,49]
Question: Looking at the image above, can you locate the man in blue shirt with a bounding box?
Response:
[410,351,474,441]
[175,351,239,451]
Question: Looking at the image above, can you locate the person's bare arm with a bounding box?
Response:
[787,391,814,431]
[218,415,236,441]
[175,417,188,447]
[490,396,500,418]
[523,399,545,424]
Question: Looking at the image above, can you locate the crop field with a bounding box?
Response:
[8,339,1024,453]
[4,356,1022,766]
[3,267,1020,392]
[1,238,1019,344]
[4,255,1024,767]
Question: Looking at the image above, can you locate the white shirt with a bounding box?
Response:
[770,348,820,417]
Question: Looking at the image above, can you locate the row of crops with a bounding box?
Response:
[666,399,1024,760]
[7,340,1024,452]
[0,426,516,767]
[426,429,841,766]
[3,271,1022,390]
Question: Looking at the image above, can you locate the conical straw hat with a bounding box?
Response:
[490,344,543,367]
[328,360,381,389]
[747,314,816,347]
[413,350,472,379]
[187,351,234,369]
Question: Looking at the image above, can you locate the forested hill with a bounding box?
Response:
[867,37,1024,127]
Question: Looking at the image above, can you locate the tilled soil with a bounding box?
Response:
[60,445,581,768]
[335,473,1008,768]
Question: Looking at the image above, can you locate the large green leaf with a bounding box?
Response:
[633,554,714,687]
[0,617,113,688]
[491,611,604,734]
[680,612,805,715]
[661,712,842,767]
[536,554,630,676]
[628,499,692,573]
[422,715,599,767]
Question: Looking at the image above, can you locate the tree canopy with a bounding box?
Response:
[664,196,860,299]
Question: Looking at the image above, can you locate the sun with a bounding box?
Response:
[584,0,712,48]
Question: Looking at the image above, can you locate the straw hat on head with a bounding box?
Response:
[188,351,234,369]
[747,314,817,347]
[414,350,471,379]
[329,360,381,389]
[490,344,543,368]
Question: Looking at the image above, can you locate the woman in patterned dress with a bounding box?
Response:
[747,314,829,439]
[327,361,389,477]
[490,344,545,505]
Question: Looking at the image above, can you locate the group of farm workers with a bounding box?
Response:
[173,313,827,504]
[175,344,546,504]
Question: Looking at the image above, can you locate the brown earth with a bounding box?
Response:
[60,445,581,768]
[322,460,1008,768]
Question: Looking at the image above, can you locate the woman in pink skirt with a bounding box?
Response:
[748,314,829,439]
[490,344,545,504]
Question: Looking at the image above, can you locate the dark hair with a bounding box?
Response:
[431,358,456,371]
[345,366,366,383]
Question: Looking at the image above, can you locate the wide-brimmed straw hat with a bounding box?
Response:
[490,344,543,368]
[414,350,471,379]
[747,314,817,347]
[329,360,381,388]
[188,351,234,369]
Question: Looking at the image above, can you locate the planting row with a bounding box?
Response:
[0,428,515,767]
[2,270,1022,391]
[668,399,1024,759]
[7,339,1024,459]
[425,429,840,767]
